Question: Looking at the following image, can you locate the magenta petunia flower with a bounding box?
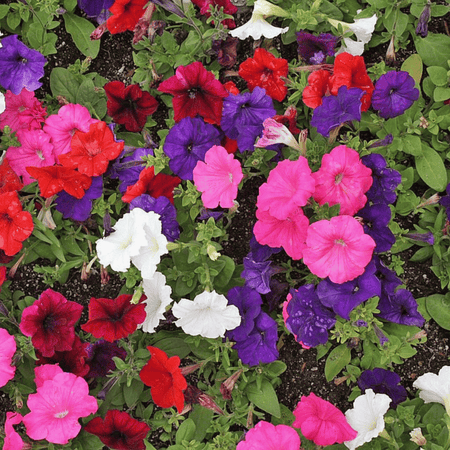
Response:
[4,412,24,450]
[23,371,98,445]
[293,393,357,446]
[257,157,315,220]
[193,145,243,208]
[237,420,301,450]
[313,144,372,216]
[0,328,16,388]
[302,215,376,284]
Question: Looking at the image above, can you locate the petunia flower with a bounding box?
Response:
[344,389,391,450]
[376,289,425,327]
[86,339,127,378]
[0,328,16,387]
[371,71,420,119]
[158,61,229,125]
[302,69,332,109]
[139,346,187,413]
[85,409,150,450]
[273,104,301,134]
[23,371,98,445]
[413,366,450,415]
[81,294,147,342]
[140,272,173,333]
[239,48,288,102]
[193,145,243,209]
[106,0,147,34]
[303,215,376,284]
[416,1,431,37]
[4,412,25,450]
[172,290,241,338]
[241,255,279,294]
[78,0,114,20]
[0,158,23,194]
[0,190,34,256]
[237,421,301,450]
[104,81,158,132]
[19,289,83,357]
[191,0,237,28]
[296,31,339,64]
[293,393,357,446]
[312,144,372,216]
[0,35,46,95]
[255,118,303,153]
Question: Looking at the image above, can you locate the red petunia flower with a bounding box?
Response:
[139,346,187,413]
[158,61,229,125]
[223,81,240,95]
[329,52,374,112]
[0,191,34,256]
[302,70,331,109]
[19,289,83,357]
[0,158,23,194]
[85,410,150,450]
[121,166,181,204]
[26,165,92,199]
[107,0,147,34]
[104,81,159,132]
[81,294,146,342]
[239,48,289,102]
[273,105,301,135]
[58,121,124,177]
[191,0,237,28]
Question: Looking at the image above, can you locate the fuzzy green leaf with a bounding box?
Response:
[325,344,351,382]
[246,377,281,418]
[63,12,100,58]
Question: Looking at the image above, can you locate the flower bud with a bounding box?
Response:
[416,1,431,38]
[220,369,243,400]
[386,35,396,64]
[410,428,427,446]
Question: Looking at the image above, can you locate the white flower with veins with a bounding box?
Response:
[413,366,450,415]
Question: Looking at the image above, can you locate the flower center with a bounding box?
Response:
[120,236,133,249]
[334,238,347,247]
[43,314,56,331]
[54,410,69,419]
[335,173,344,184]
[228,172,233,183]
[260,68,272,82]
[148,236,159,255]
[111,430,126,441]
[240,102,249,109]
[17,56,28,64]
[188,87,201,99]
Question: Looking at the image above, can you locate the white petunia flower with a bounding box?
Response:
[0,92,5,115]
[140,272,173,333]
[172,290,241,339]
[344,389,391,450]
[413,366,450,415]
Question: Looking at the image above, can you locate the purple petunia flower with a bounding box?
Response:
[317,261,381,320]
[377,288,425,327]
[358,368,407,408]
[265,278,289,312]
[221,87,276,152]
[362,153,402,205]
[78,0,113,22]
[368,134,393,149]
[373,255,403,297]
[163,117,222,180]
[405,231,434,245]
[242,253,281,294]
[130,194,180,242]
[232,311,279,366]
[249,235,281,262]
[372,71,420,119]
[86,339,127,378]
[440,183,450,221]
[357,203,396,253]
[197,208,224,221]
[296,31,339,64]
[55,176,103,221]
[311,86,363,137]
[0,35,46,94]
[286,285,336,348]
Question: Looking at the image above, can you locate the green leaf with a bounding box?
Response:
[415,33,450,68]
[64,0,78,12]
[175,418,196,445]
[0,5,10,19]
[246,377,281,418]
[415,144,447,191]
[63,13,100,58]
[76,78,107,118]
[434,87,450,102]
[190,405,214,442]
[50,67,80,103]
[324,344,351,382]
[123,379,144,408]
[426,293,450,330]
[154,337,191,358]
[401,54,423,86]
[427,66,449,87]
[401,135,422,156]
[7,12,21,30]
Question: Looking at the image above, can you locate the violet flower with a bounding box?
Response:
[163,117,223,180]
[440,183,450,220]
[311,86,363,137]
[86,339,127,378]
[249,235,281,262]
[368,134,393,149]
[296,31,338,64]
[373,255,403,297]
[377,289,425,327]
[405,231,434,245]
[416,1,431,38]
[358,368,407,408]
[78,0,113,22]
[0,35,46,95]
[242,253,280,294]
[221,87,276,152]
[372,71,420,119]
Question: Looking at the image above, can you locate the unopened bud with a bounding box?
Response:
[416,1,431,38]
[220,369,243,400]
[410,428,427,446]
[386,35,396,64]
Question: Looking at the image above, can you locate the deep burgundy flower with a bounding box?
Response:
[377,289,425,327]
[85,409,150,450]
[86,339,127,378]
[105,81,158,132]
[81,294,147,342]
[20,289,83,357]
[296,31,338,64]
[106,0,147,34]
[212,36,239,67]
[158,61,229,125]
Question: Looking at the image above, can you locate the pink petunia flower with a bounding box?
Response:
[302,215,376,284]
[293,392,357,446]
[193,145,243,208]
[256,118,303,153]
[34,364,63,388]
[23,371,98,445]
[236,420,301,450]
[0,328,16,388]
[6,129,56,184]
[253,207,309,260]
[257,157,315,220]
[43,103,98,158]
[4,412,25,450]
[312,145,372,216]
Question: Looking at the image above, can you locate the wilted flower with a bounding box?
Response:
[416,1,431,37]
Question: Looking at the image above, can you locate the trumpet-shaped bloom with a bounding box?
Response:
[0,328,16,387]
[193,145,243,209]
[257,157,315,220]
[23,371,98,445]
[86,340,127,378]
[256,118,302,151]
[376,289,425,327]
[413,366,450,415]
[237,421,301,450]
[293,393,357,446]
[344,389,391,450]
[303,215,376,284]
[303,69,331,109]
[106,0,147,34]
[172,290,241,338]
[296,31,338,64]
[312,145,372,216]
[0,158,23,194]
[4,412,24,450]
[191,0,237,28]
